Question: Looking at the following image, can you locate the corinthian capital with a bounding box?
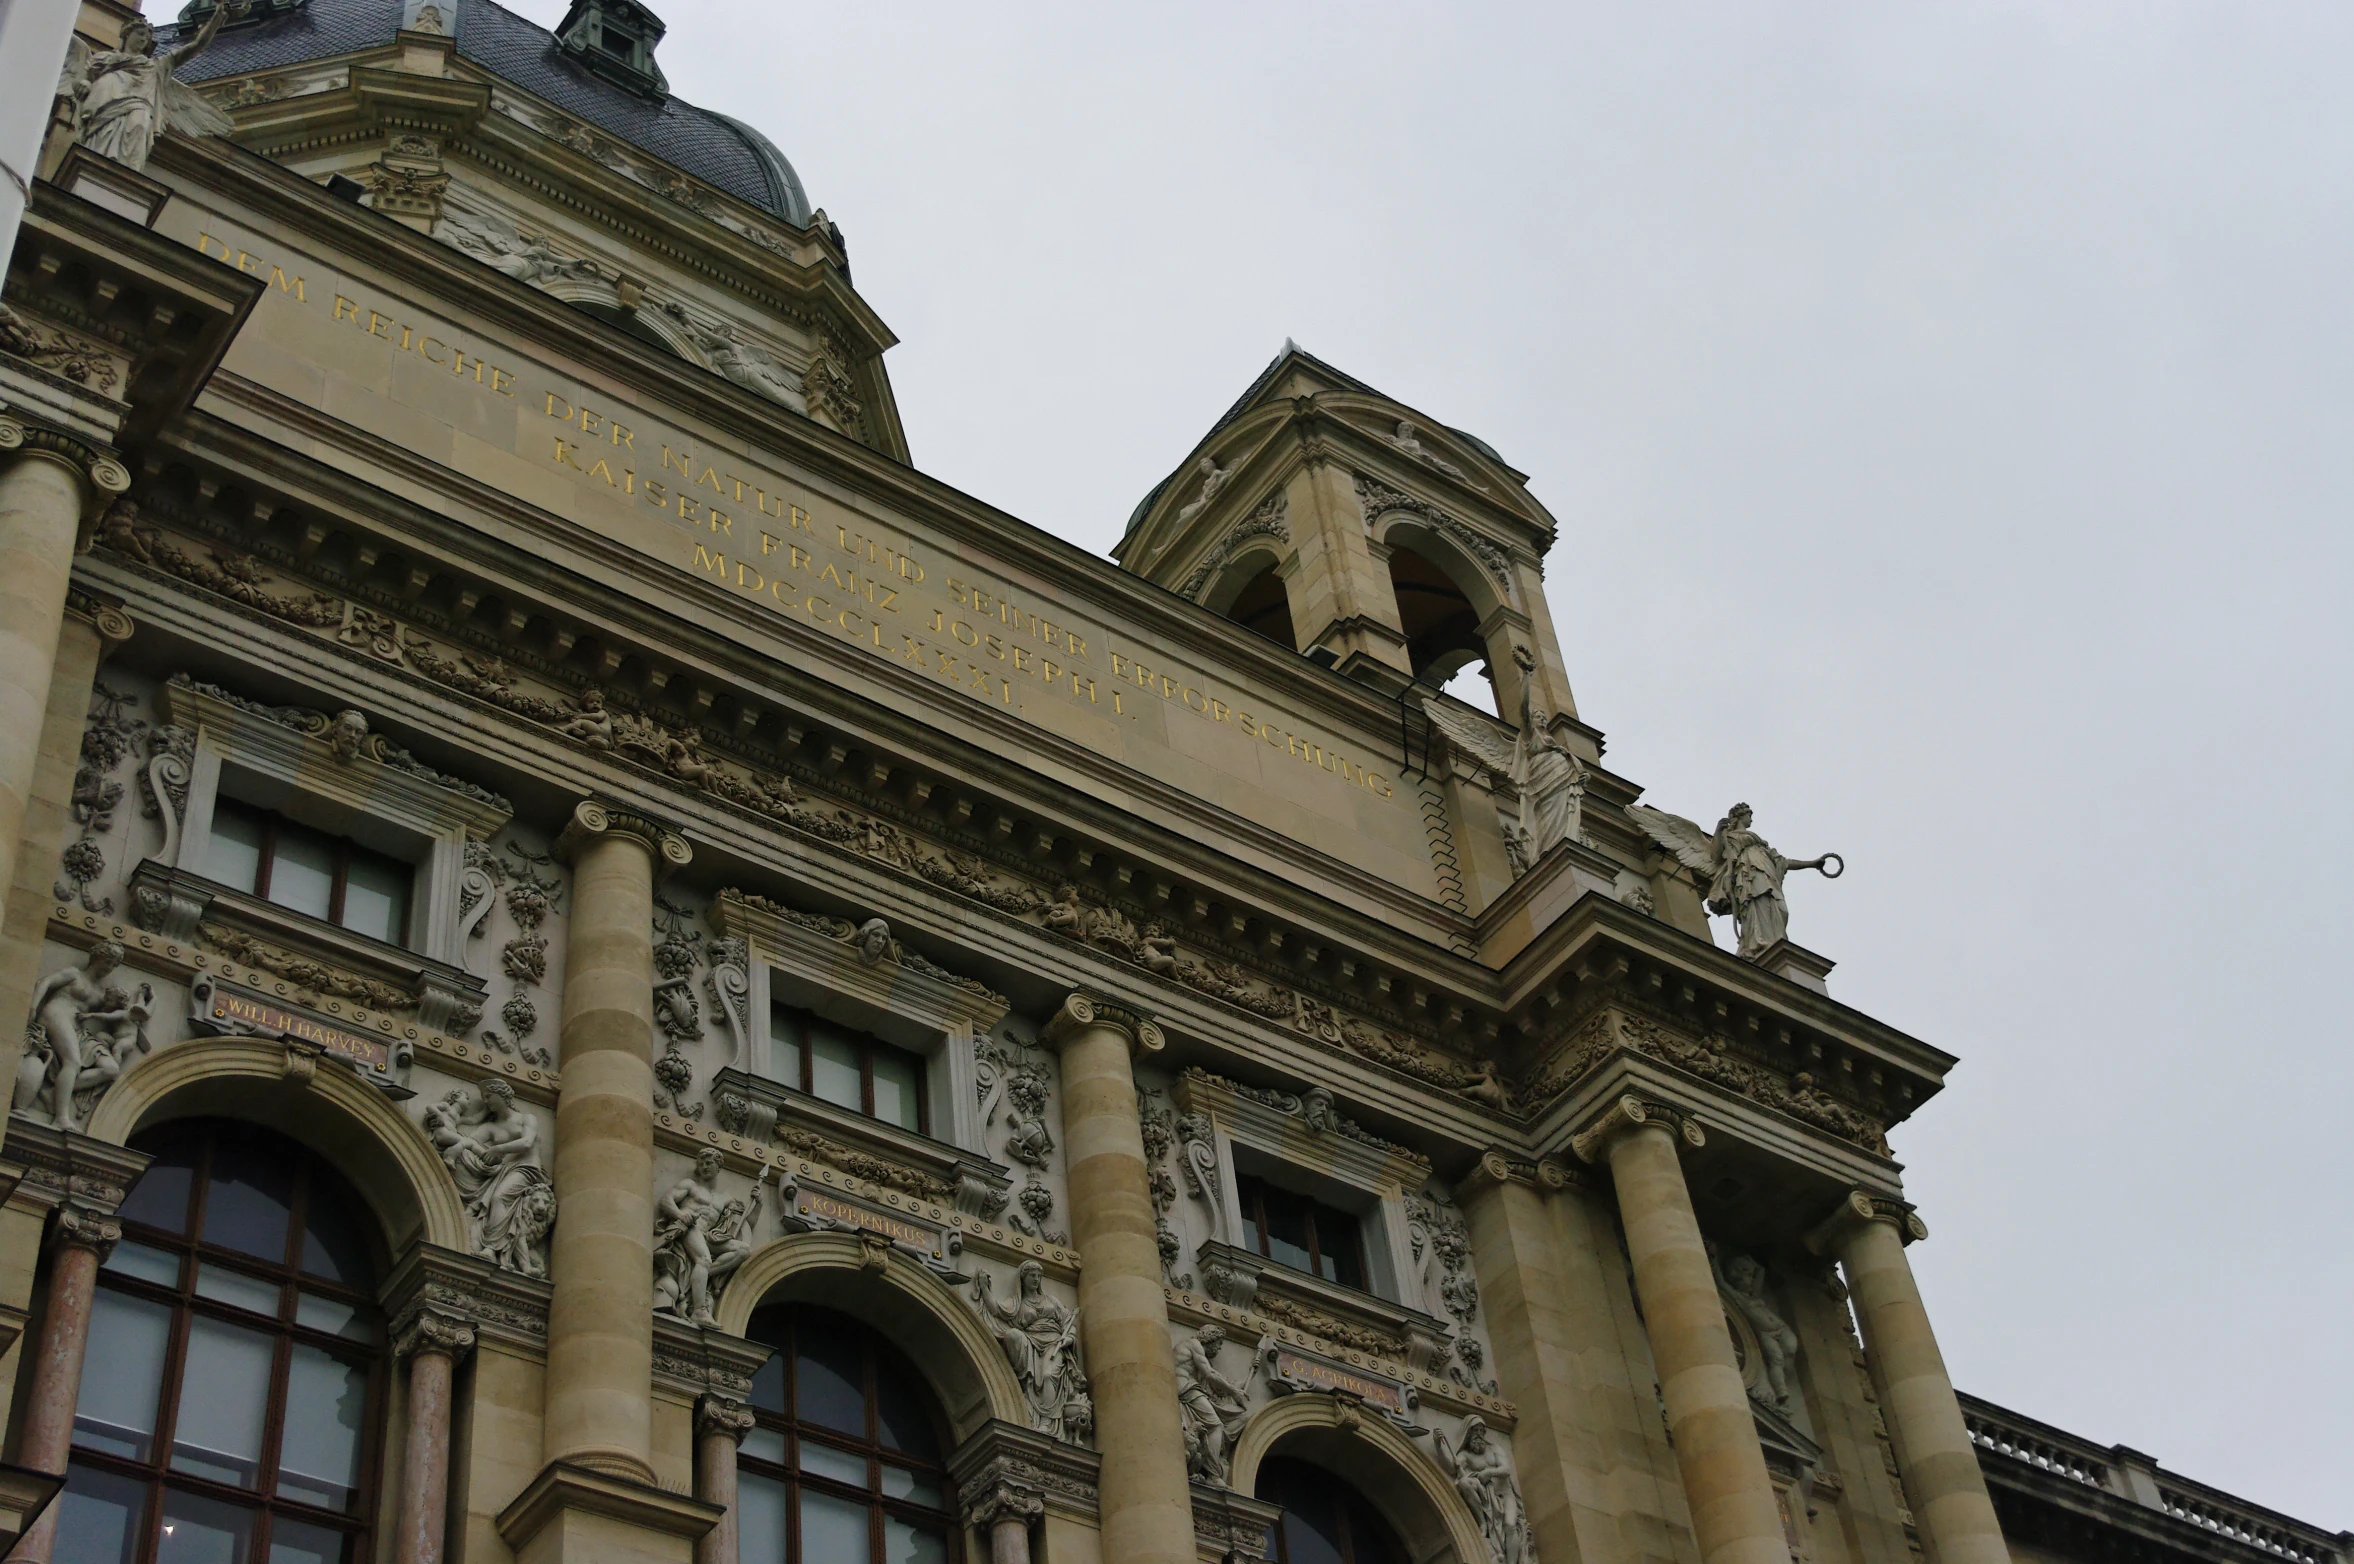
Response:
[554,797,692,877]
[963,1478,1045,1531]
[1569,1093,1705,1165]
[49,1204,121,1261]
[695,1395,758,1444]
[1042,992,1164,1059]
[393,1307,478,1360]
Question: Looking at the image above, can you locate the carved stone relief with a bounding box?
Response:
[424,1078,556,1278]
[978,1033,1064,1245]
[469,837,560,1068]
[58,683,143,914]
[1433,1416,1535,1564]
[972,1260,1091,1445]
[1177,491,1289,601]
[1174,1322,1253,1484]
[16,941,151,1133]
[653,1148,767,1326]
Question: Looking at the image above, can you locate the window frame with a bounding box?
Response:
[739,1304,962,1564]
[766,1002,931,1136]
[1236,1173,1369,1292]
[209,798,415,946]
[61,1121,388,1564]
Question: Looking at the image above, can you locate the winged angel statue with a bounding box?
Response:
[56,6,238,173]
[1629,801,1841,960]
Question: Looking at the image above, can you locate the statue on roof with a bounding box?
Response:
[1629,800,1842,960]
[56,6,238,173]
[1510,645,1587,862]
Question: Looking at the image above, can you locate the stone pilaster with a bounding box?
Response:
[393,1308,478,1564]
[540,799,689,1482]
[12,1203,121,1564]
[1575,1096,1786,1564]
[1038,993,1194,1564]
[1811,1192,2007,1564]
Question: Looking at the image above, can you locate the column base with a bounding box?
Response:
[496,1462,722,1564]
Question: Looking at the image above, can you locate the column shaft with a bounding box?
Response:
[0,455,86,1005]
[542,823,662,1480]
[396,1348,459,1564]
[989,1515,1032,1564]
[1047,1002,1194,1564]
[694,1428,738,1564]
[1839,1216,2007,1564]
[16,1214,116,1564]
[1604,1123,1786,1564]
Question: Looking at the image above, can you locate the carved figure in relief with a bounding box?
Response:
[853,918,894,966]
[1387,420,1468,481]
[973,1261,1088,1443]
[554,688,615,749]
[1175,456,1229,525]
[1459,1059,1512,1113]
[437,203,604,287]
[1510,649,1587,863]
[1717,1249,1800,1415]
[655,1150,768,1325]
[426,1078,555,1277]
[20,942,128,1132]
[55,7,234,172]
[1139,923,1180,977]
[999,1062,1056,1167]
[1628,801,1842,960]
[657,302,803,406]
[1175,1324,1254,1484]
[1435,1416,1534,1564]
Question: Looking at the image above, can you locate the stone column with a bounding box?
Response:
[964,1480,1044,1564]
[1814,1193,2007,1564]
[0,425,123,1011]
[1573,1097,1785,1564]
[1039,994,1194,1564]
[14,1203,122,1564]
[542,801,689,1482]
[393,1309,476,1564]
[692,1396,756,1564]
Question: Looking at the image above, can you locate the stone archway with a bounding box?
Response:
[1230,1393,1491,1564]
[715,1230,1030,1442]
[86,1034,472,1256]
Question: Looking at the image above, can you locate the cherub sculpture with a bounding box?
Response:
[56,7,237,172]
[1628,801,1842,960]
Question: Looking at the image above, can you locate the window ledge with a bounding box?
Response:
[707,1065,1011,1218]
[1193,1239,1452,1374]
[128,859,487,1035]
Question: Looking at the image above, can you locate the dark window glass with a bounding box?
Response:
[1237,1176,1369,1292]
[741,1305,959,1564]
[203,800,413,946]
[765,1001,929,1135]
[1257,1456,1410,1564]
[60,1121,386,1564]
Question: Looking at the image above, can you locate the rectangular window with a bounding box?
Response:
[203,800,413,945]
[1238,1174,1368,1292]
[765,1000,928,1134]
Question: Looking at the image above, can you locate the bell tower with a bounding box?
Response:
[1114,344,1578,732]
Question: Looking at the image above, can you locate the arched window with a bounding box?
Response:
[1386,544,1498,713]
[739,1304,960,1564]
[57,1120,386,1564]
[1256,1455,1410,1564]
[1221,563,1299,650]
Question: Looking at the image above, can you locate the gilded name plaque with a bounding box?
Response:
[188,974,408,1087]
[787,1182,953,1264]
[1263,1343,1411,1417]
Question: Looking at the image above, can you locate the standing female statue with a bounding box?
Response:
[57,7,236,172]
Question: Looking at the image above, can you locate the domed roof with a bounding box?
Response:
[171,0,813,226]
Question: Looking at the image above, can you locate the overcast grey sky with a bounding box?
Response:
[510,0,2352,1522]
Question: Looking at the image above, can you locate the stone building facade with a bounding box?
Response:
[0,5,2339,1564]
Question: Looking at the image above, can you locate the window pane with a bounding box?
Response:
[740,1426,787,1466]
[1261,1188,1314,1276]
[195,1264,281,1318]
[277,1344,368,1511]
[104,1239,182,1286]
[808,1027,861,1113]
[202,1139,294,1263]
[1321,1211,1366,1292]
[873,1358,938,1461]
[120,1139,197,1234]
[749,1350,785,1414]
[266,824,336,920]
[75,1289,172,1460]
[171,1315,276,1488]
[338,850,407,944]
[869,1047,921,1132]
[799,1438,866,1490]
[795,1328,865,1436]
[205,803,266,894]
[266,1517,356,1564]
[883,1515,946,1564]
[880,1465,942,1507]
[798,1489,870,1564]
[56,1461,146,1564]
[765,1005,803,1092]
[294,1293,376,1344]
[155,1486,253,1564]
[299,1179,375,1287]
[736,1473,787,1564]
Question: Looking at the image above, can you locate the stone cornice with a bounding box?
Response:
[4,1120,152,1221]
[378,1241,552,1358]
